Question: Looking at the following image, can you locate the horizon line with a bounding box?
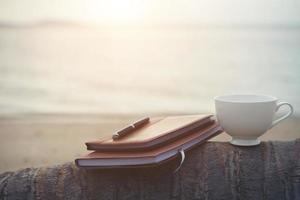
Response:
[1,19,300,30]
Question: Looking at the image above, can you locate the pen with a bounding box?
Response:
[112,117,150,140]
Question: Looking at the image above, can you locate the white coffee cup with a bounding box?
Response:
[215,94,293,146]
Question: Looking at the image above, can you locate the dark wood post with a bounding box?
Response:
[1,140,300,200]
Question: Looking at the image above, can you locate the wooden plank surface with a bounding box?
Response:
[0,140,300,200]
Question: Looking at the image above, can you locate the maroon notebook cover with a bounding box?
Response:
[76,122,222,168]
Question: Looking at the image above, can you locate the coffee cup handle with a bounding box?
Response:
[270,102,293,128]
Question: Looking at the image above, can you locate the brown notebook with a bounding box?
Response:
[86,114,213,151]
[76,122,222,168]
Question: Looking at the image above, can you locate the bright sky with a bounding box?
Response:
[0,0,300,25]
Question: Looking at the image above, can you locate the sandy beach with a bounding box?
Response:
[0,113,299,173]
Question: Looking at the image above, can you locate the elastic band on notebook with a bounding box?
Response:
[173,149,185,173]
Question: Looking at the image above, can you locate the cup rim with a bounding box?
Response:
[214,94,278,103]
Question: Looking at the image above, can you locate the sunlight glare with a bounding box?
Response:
[89,0,148,24]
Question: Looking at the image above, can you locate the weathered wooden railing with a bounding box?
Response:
[1,140,300,200]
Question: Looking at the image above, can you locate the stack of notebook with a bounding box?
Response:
[75,115,222,169]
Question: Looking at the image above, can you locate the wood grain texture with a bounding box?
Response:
[1,140,300,200]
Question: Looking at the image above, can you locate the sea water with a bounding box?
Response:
[0,25,299,115]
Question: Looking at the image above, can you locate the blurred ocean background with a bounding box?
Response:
[0,0,300,172]
[0,23,299,116]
